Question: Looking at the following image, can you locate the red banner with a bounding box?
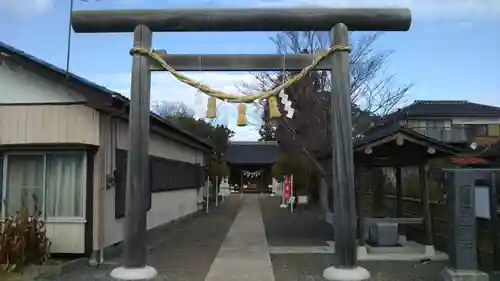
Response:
[283,175,291,201]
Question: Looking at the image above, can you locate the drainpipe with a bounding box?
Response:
[98,116,110,265]
[108,118,117,259]
[89,114,107,267]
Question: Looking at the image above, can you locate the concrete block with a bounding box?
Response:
[441,267,489,281]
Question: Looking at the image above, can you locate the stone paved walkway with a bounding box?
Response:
[204,195,274,281]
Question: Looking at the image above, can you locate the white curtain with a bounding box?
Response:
[45,154,83,217]
[6,155,44,216]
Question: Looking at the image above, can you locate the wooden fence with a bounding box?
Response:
[363,193,499,271]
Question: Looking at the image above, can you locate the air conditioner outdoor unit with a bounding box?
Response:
[368,222,399,246]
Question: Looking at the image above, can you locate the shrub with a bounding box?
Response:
[208,160,229,184]
[271,152,315,195]
[0,200,51,272]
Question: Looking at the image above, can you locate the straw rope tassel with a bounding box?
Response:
[237,103,248,126]
[206,97,217,118]
[268,96,281,119]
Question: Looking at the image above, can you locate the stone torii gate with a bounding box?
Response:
[71,8,411,281]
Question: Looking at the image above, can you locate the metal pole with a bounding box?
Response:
[207,179,212,206]
[290,175,294,213]
[206,177,209,213]
[261,171,264,194]
[280,181,285,208]
[216,176,219,206]
[110,24,157,281]
[329,23,357,268]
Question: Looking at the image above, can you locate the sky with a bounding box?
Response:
[0,0,499,141]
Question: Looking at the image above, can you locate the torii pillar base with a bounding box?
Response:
[323,266,371,281]
[110,265,158,281]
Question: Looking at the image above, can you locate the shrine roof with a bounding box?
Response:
[353,123,463,167]
[225,141,279,165]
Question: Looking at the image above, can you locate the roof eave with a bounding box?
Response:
[0,42,213,152]
[403,112,500,118]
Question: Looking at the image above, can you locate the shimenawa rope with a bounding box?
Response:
[129,45,351,104]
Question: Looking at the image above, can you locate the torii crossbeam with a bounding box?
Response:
[71,8,411,281]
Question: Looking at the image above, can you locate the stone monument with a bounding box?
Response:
[219,177,231,197]
[441,169,489,281]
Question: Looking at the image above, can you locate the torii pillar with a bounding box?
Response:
[70,8,411,281]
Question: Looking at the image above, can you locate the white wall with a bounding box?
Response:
[0,62,86,104]
[0,63,100,146]
[46,223,86,254]
[99,116,206,249]
[103,188,200,247]
[115,119,204,163]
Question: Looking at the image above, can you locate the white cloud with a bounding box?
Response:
[255,0,500,20]
[87,71,262,140]
[0,0,54,17]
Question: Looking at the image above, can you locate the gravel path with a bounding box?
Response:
[260,196,334,247]
[271,254,447,281]
[37,197,242,281]
[260,197,447,281]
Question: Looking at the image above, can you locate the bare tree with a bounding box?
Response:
[152,100,234,157]
[152,100,196,117]
[240,31,412,210]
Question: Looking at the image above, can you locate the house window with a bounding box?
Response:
[2,152,86,219]
[426,120,445,129]
[406,120,419,128]
[45,154,84,217]
[487,124,500,137]
[466,124,488,137]
[5,155,44,216]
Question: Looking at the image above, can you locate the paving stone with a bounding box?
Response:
[204,196,274,281]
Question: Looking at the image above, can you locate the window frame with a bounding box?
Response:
[465,124,488,138]
[1,150,87,223]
